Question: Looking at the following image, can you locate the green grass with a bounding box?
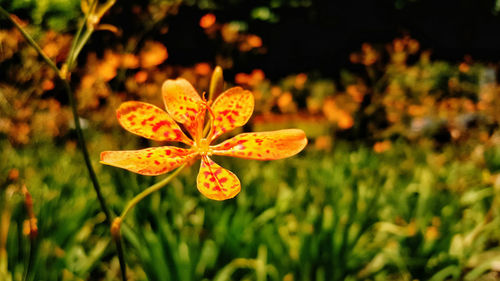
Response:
[2,137,499,280]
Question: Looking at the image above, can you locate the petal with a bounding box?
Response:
[117,101,193,145]
[209,87,254,141]
[197,156,241,200]
[100,146,196,176]
[162,78,205,140]
[212,129,307,160]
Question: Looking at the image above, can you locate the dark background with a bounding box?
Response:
[159,0,500,79]
[5,0,500,79]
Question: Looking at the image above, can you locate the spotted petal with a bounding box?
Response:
[117,101,192,144]
[100,147,196,176]
[162,78,205,140]
[212,129,307,160]
[209,87,254,141]
[197,156,241,200]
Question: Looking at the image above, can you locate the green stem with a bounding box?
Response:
[67,27,94,71]
[1,4,128,280]
[66,0,97,70]
[110,164,187,279]
[22,238,35,281]
[121,164,186,221]
[62,81,112,224]
[1,3,112,225]
[114,237,127,281]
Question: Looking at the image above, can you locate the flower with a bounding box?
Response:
[101,78,307,200]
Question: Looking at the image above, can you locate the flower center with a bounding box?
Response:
[195,138,213,156]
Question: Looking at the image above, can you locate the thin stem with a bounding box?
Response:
[120,164,186,221]
[66,0,97,70]
[1,3,112,225]
[0,6,60,77]
[68,27,93,71]
[62,81,112,224]
[1,5,126,280]
[22,238,35,281]
[110,164,187,279]
[114,237,127,281]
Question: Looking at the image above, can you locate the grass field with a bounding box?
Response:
[2,134,499,280]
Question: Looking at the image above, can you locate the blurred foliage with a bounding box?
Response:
[2,137,500,280]
[1,0,500,280]
[0,0,80,31]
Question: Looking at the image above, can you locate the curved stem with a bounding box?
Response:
[1,4,129,280]
[67,27,94,71]
[110,164,187,279]
[0,3,113,225]
[120,164,187,221]
[66,0,97,70]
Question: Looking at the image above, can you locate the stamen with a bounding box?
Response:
[201,98,217,140]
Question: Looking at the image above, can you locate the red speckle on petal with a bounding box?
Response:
[174,130,183,140]
[154,160,160,165]
[152,120,170,132]
[219,177,228,183]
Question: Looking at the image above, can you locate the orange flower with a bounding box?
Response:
[194,62,211,76]
[101,78,307,200]
[140,41,168,68]
[199,13,216,29]
[246,34,262,48]
[373,140,391,153]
